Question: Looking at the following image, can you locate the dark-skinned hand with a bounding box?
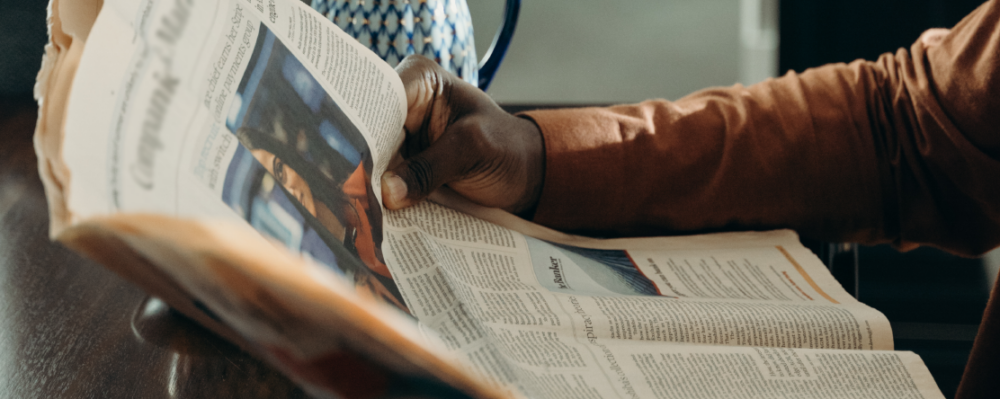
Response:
[380,55,544,216]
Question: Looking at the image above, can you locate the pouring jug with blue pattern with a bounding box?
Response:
[310,0,520,90]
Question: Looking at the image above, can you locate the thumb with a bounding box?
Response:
[381,136,468,210]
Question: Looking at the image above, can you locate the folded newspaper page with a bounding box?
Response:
[34,0,946,397]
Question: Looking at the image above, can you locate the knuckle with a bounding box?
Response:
[450,116,487,141]
[404,156,437,196]
[446,119,509,177]
[453,116,502,154]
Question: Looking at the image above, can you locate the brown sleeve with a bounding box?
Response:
[522,0,1000,257]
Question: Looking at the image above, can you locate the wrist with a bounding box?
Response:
[511,114,545,219]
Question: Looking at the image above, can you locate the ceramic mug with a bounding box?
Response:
[310,0,520,90]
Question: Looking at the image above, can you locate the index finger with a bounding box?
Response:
[395,56,452,141]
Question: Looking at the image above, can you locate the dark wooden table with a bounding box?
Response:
[0,98,309,398]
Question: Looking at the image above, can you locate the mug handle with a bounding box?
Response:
[477,0,521,91]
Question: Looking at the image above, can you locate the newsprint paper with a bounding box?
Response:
[34,0,946,397]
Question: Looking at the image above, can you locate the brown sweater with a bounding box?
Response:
[523,1,1000,397]
[525,2,1000,258]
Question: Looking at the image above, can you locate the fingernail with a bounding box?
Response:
[383,172,408,206]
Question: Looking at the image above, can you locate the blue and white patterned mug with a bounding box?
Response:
[310,0,520,90]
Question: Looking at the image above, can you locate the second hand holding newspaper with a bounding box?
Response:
[37,0,946,397]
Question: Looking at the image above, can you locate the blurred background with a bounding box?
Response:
[0,0,48,101]
[1,0,995,397]
[467,0,988,103]
[3,1,989,102]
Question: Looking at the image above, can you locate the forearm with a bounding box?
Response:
[523,64,890,244]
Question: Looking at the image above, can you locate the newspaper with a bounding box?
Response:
[34,0,946,397]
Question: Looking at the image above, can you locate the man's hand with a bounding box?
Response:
[380,55,544,215]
